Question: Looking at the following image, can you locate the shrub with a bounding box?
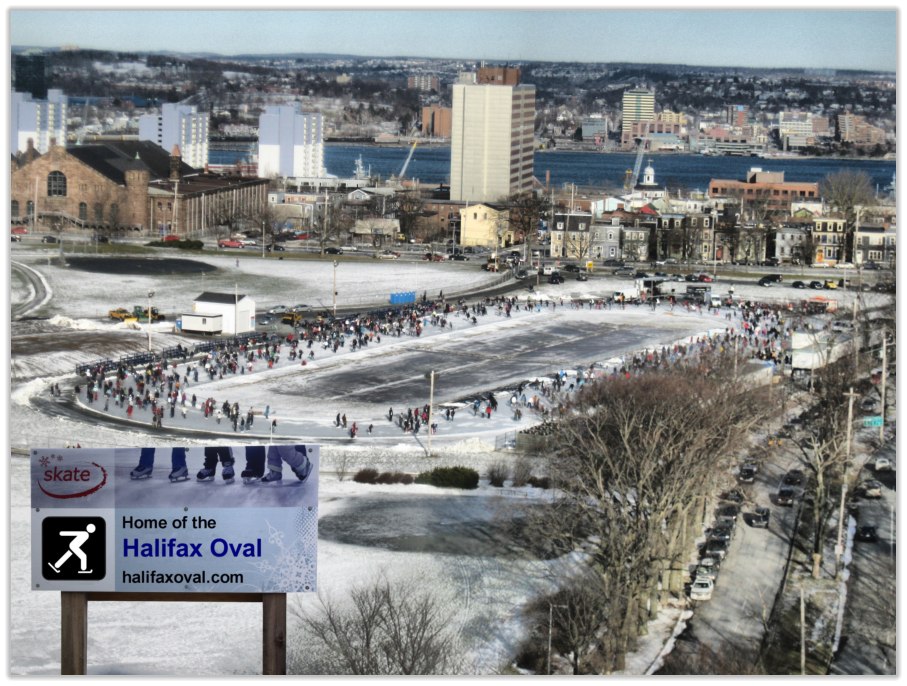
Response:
[415,466,479,490]
[527,476,552,489]
[511,457,533,487]
[488,460,509,487]
[145,239,204,250]
[400,473,414,485]
[353,468,379,484]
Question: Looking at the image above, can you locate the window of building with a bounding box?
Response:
[607,231,614,241]
[167,203,172,211]
[110,203,119,220]
[26,201,34,216]
[808,191,815,197]
[609,247,615,257]
[78,203,87,220]
[579,223,586,230]
[773,190,780,196]
[483,213,487,220]
[822,222,827,231]
[11,200,19,217]
[557,222,564,230]
[94,204,103,221]
[473,213,477,220]
[868,250,882,261]
[157,202,163,210]
[47,171,67,197]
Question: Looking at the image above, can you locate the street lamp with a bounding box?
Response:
[147,290,154,351]
[425,371,436,454]
[332,260,339,317]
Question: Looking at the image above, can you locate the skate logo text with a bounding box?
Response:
[36,459,108,500]
[123,538,262,558]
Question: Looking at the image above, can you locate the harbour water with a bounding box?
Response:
[210,145,896,193]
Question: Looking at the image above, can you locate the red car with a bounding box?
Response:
[698,274,714,283]
[295,233,310,240]
[218,240,243,249]
[424,252,445,261]
[11,226,27,234]
[162,234,181,242]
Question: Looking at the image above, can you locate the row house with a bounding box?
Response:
[809,215,847,265]
[653,213,718,262]
[854,222,896,267]
[550,212,593,260]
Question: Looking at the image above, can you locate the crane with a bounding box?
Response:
[624,120,652,191]
[398,141,418,179]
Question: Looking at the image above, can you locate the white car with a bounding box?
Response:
[379,251,399,260]
[340,245,358,252]
[834,262,856,269]
[810,262,830,268]
[690,577,714,601]
[874,457,891,472]
[267,305,288,314]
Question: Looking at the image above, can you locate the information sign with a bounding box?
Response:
[31,445,318,593]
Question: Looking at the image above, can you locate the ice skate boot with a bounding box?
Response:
[169,466,189,482]
[241,469,262,485]
[130,465,153,479]
[292,459,314,484]
[196,468,216,482]
[222,461,235,484]
[261,469,283,484]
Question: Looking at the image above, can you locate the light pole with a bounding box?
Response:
[547,603,569,675]
[146,290,154,351]
[332,260,339,317]
[425,370,436,454]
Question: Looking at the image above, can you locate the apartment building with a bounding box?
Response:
[11,89,67,155]
[422,106,452,138]
[550,212,593,259]
[408,75,439,91]
[257,103,324,179]
[139,104,209,169]
[810,215,847,265]
[620,88,655,147]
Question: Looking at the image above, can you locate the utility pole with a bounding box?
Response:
[852,290,859,370]
[800,587,806,675]
[332,261,338,317]
[844,387,858,464]
[426,370,435,454]
[879,337,887,442]
[835,482,847,578]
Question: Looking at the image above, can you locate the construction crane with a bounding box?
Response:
[398,141,418,179]
[624,120,652,191]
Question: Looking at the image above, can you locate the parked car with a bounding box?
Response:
[602,259,625,267]
[663,257,678,264]
[762,258,780,267]
[792,280,806,289]
[563,264,581,273]
[776,486,795,506]
[95,235,110,244]
[324,247,343,255]
[11,226,28,234]
[341,245,358,252]
[744,458,760,472]
[810,262,830,268]
[696,557,721,580]
[716,505,739,522]
[809,280,824,289]
[690,577,714,601]
[855,525,878,543]
[654,271,668,277]
[548,273,565,285]
[861,398,878,412]
[218,240,243,248]
[862,261,881,270]
[670,274,685,282]
[704,539,729,560]
[265,244,286,252]
[423,252,445,261]
[824,280,838,290]
[861,480,883,498]
[11,235,21,242]
[698,274,714,283]
[614,266,636,276]
[764,274,783,283]
[576,273,588,282]
[267,305,288,314]
[290,304,311,313]
[41,235,58,243]
[783,473,803,487]
[162,234,181,242]
[874,457,891,472]
[708,525,734,543]
[258,314,275,325]
[757,276,773,287]
[719,490,745,504]
[449,254,469,261]
[752,507,771,528]
[685,274,699,282]
[379,251,400,260]
[834,262,856,269]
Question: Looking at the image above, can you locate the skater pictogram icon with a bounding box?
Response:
[48,524,96,574]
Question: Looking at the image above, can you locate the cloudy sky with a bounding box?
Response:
[10,5,898,72]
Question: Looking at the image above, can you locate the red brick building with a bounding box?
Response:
[709,168,819,213]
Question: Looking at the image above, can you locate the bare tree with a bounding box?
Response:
[506,191,551,262]
[290,575,461,675]
[316,196,354,255]
[820,170,876,262]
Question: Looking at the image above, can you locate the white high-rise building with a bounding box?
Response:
[139,104,209,169]
[11,89,67,155]
[450,82,535,202]
[257,104,324,179]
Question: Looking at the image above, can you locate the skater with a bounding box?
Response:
[368,424,373,435]
[342,414,347,429]
[129,447,189,482]
[388,407,394,422]
[336,413,341,427]
[181,406,187,419]
[257,445,314,484]
[196,446,236,484]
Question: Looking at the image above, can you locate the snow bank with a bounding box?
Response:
[448,437,496,454]
[645,609,693,675]
[47,314,105,330]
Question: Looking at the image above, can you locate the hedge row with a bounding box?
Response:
[415,466,479,490]
[146,239,205,250]
[353,469,414,485]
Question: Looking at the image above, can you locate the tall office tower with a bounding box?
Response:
[138,104,209,169]
[15,53,49,99]
[726,104,751,127]
[621,88,655,133]
[257,103,324,178]
[11,89,67,154]
[450,81,536,202]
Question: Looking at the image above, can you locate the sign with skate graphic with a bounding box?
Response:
[31,446,318,593]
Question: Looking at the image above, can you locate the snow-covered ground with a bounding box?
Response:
[12,251,503,318]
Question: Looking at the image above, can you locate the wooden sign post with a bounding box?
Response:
[61,591,286,675]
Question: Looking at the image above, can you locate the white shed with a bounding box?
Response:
[189,292,256,335]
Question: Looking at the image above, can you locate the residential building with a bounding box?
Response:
[621,88,655,144]
[590,217,623,261]
[11,89,67,155]
[10,140,268,237]
[408,75,439,91]
[836,110,886,146]
[854,222,896,267]
[709,168,819,213]
[550,212,593,259]
[422,106,452,138]
[14,53,49,99]
[449,81,535,202]
[620,224,651,262]
[772,223,809,264]
[726,104,750,127]
[457,202,514,248]
[659,110,686,126]
[257,103,324,179]
[809,215,847,265]
[654,213,717,262]
[138,104,209,169]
